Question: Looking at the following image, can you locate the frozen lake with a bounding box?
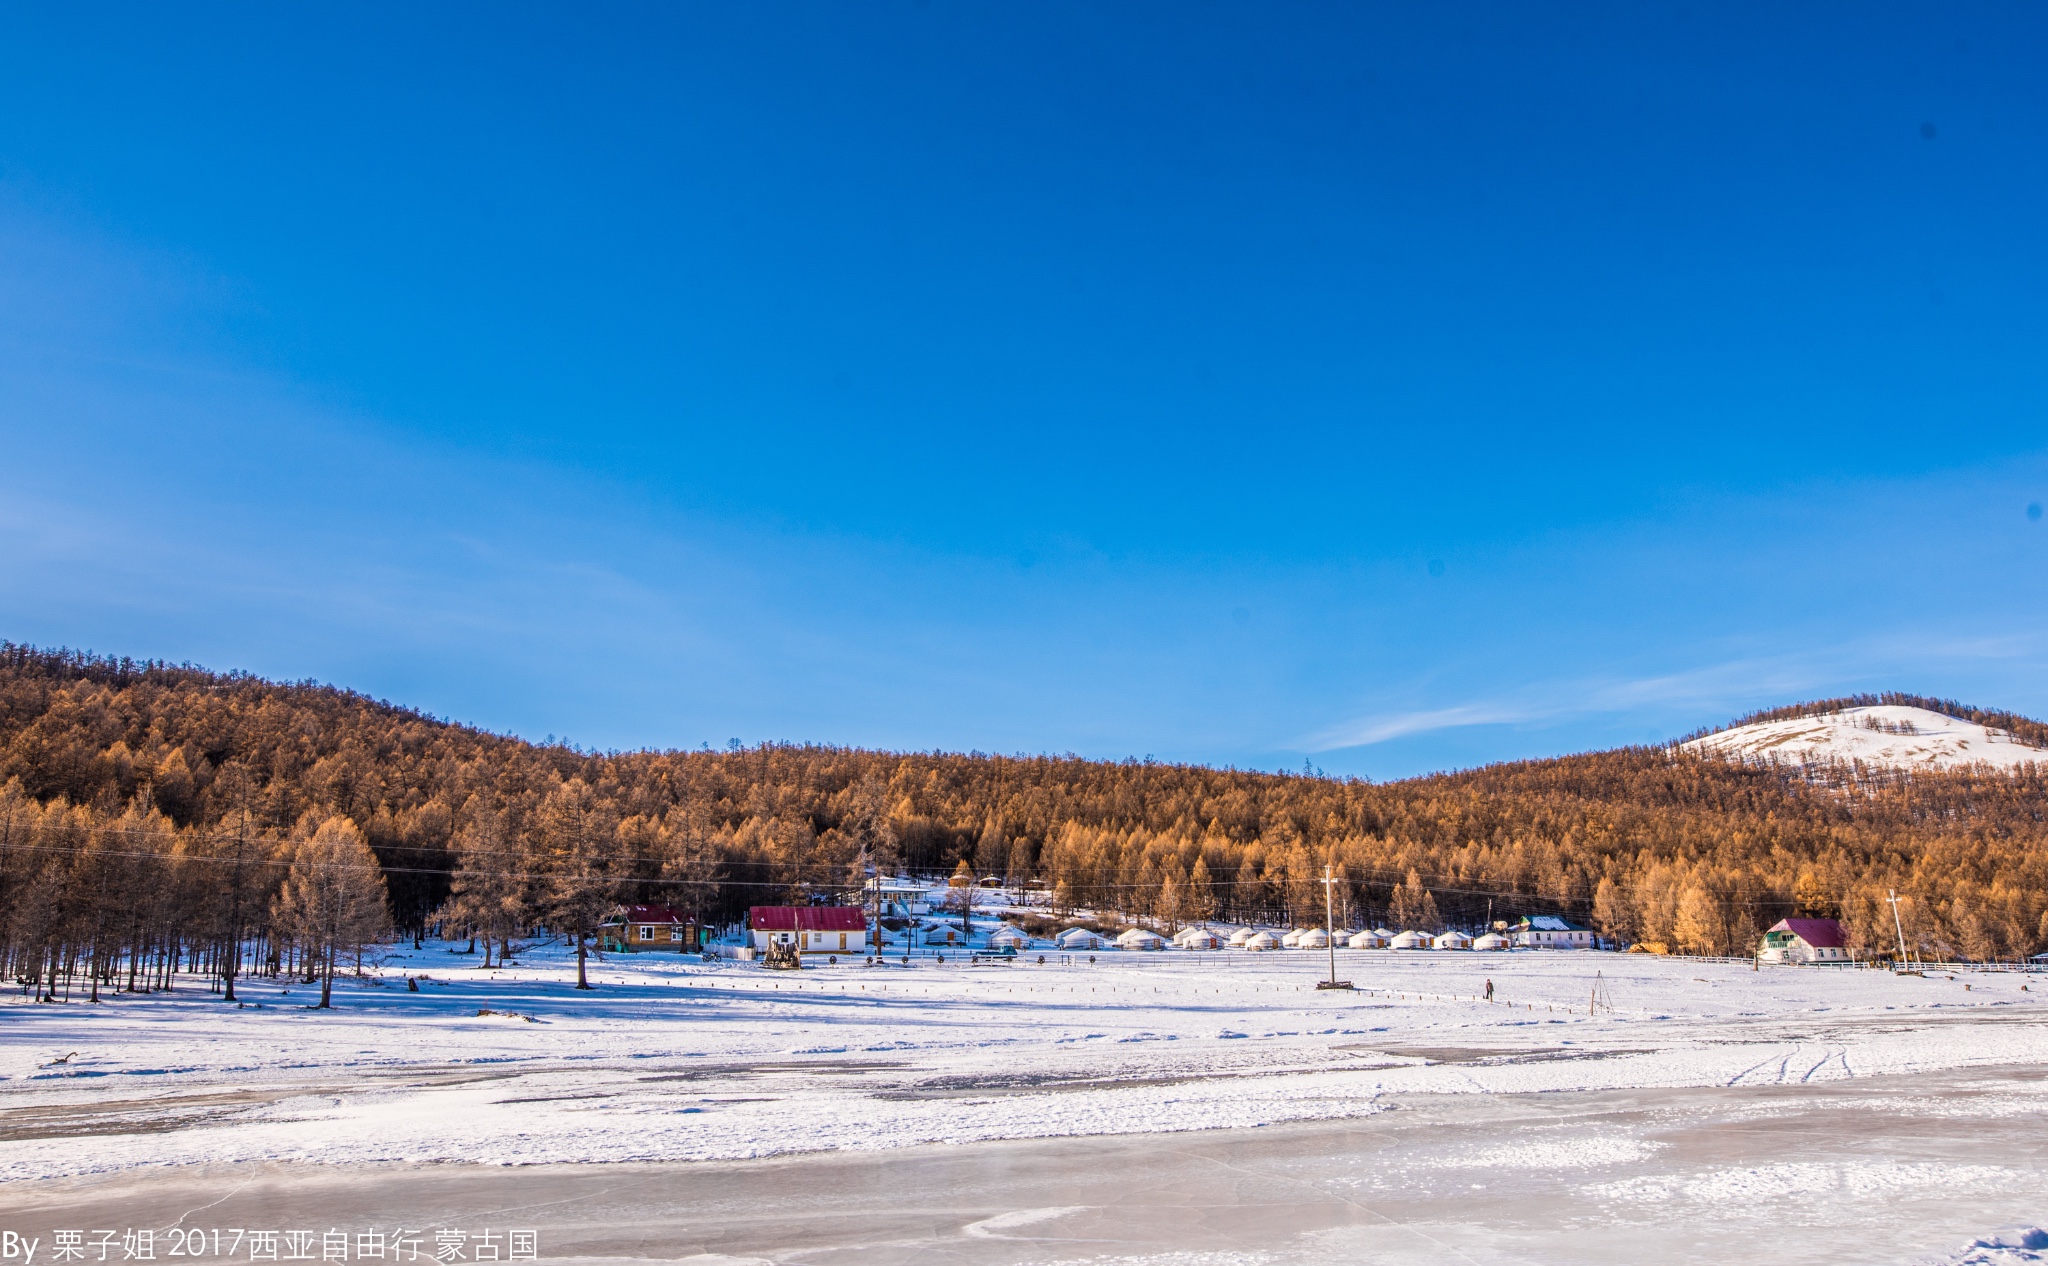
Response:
[4,1067,2045,1265]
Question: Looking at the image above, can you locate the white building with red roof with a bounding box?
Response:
[1758,917,1851,964]
[748,905,870,955]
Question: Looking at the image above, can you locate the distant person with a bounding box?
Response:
[1484,979,1494,1002]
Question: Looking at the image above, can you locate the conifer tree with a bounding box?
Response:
[273,816,390,1008]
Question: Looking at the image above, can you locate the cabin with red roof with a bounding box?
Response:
[598,904,698,953]
[1758,917,1850,964]
[749,906,869,955]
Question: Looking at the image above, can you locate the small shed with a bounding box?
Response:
[986,924,1030,949]
[1227,927,1256,947]
[1297,928,1331,949]
[1472,933,1510,951]
[1347,929,1388,949]
[1433,930,1474,951]
[1758,917,1851,964]
[1244,930,1281,951]
[1057,927,1107,950]
[1117,928,1167,951]
[1390,930,1433,950]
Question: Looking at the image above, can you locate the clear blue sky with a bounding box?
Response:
[4,2,2048,778]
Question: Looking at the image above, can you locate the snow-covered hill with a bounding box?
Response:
[1681,704,2048,772]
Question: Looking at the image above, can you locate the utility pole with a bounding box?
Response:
[223,805,248,1004]
[1316,864,1351,990]
[1887,889,1912,969]
[320,859,341,1009]
[869,860,882,966]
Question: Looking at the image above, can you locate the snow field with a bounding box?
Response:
[2,938,2045,1179]
[1683,704,2048,771]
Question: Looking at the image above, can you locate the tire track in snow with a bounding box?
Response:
[1725,1047,1792,1087]
[1799,1049,1844,1084]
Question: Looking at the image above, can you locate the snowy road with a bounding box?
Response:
[3,941,2045,1182]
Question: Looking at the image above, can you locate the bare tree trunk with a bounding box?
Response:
[575,923,592,989]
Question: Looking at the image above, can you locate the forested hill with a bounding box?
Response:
[3,643,2046,965]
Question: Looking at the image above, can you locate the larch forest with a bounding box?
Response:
[3,643,2045,1000]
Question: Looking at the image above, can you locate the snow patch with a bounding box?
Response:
[963,1206,1089,1238]
[1919,1227,2048,1266]
[1683,706,2048,773]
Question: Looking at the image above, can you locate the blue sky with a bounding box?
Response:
[4,2,2048,778]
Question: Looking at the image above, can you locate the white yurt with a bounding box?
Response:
[1179,929,1223,950]
[1390,930,1433,950]
[1281,929,1306,948]
[1374,927,1398,940]
[1244,930,1281,951]
[923,923,965,946]
[1056,927,1105,950]
[1297,928,1331,949]
[1472,932,1510,951]
[1227,927,1256,947]
[1117,928,1167,951]
[986,925,1030,949]
[1348,929,1388,949]
[1433,929,1474,950]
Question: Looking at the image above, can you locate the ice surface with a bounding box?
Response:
[4,1069,2044,1265]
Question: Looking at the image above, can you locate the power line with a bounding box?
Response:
[0,832,1828,912]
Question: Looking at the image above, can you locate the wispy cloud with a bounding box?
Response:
[1300,703,1550,750]
[1299,654,1826,752]
[1301,631,2048,755]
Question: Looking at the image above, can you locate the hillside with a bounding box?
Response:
[1682,703,2048,772]
[2,644,2046,983]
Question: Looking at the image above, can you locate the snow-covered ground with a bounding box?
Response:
[1681,704,2048,771]
[3,937,2045,1181]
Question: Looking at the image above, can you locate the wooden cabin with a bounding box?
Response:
[598,904,698,953]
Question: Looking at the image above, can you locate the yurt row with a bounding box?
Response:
[1224,926,1512,951]
[1040,925,1518,951]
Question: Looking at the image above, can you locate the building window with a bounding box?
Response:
[640,927,653,941]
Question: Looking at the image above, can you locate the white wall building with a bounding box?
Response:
[1510,915,1596,949]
